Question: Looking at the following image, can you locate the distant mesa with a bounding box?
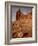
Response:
[16,9,32,20]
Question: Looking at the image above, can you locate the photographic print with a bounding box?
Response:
[5,2,37,44]
[11,6,32,38]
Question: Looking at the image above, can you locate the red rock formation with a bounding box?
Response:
[16,9,21,20]
[12,9,32,38]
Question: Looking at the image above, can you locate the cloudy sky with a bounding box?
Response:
[11,6,32,21]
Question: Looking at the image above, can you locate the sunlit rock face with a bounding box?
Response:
[11,9,32,38]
